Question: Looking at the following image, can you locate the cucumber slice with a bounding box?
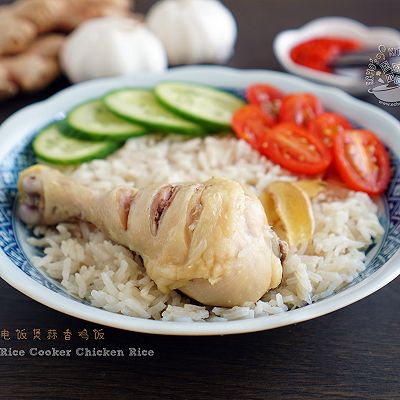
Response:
[103,89,204,135]
[33,123,120,165]
[154,82,245,129]
[64,100,146,141]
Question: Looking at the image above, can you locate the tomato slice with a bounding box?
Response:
[231,104,275,151]
[260,122,332,175]
[309,112,352,147]
[279,93,324,128]
[333,129,391,195]
[246,84,284,117]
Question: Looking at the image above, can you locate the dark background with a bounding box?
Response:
[0,1,399,399]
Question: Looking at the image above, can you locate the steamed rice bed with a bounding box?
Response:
[28,135,383,322]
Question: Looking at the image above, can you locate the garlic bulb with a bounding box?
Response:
[61,17,167,83]
[146,0,237,65]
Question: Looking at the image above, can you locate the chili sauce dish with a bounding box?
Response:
[273,17,400,94]
[0,66,399,335]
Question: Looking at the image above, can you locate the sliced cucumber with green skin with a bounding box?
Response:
[103,89,204,135]
[154,82,245,129]
[33,123,120,165]
[64,100,146,141]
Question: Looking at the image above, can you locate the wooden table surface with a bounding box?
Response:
[0,1,399,399]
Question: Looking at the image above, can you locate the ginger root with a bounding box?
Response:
[56,0,132,31]
[0,0,134,99]
[28,34,65,58]
[13,0,67,34]
[0,0,134,56]
[0,15,38,56]
[0,64,19,99]
[0,34,64,100]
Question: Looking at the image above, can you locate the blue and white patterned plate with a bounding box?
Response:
[0,66,399,335]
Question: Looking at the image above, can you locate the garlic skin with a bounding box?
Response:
[61,17,167,83]
[146,0,237,65]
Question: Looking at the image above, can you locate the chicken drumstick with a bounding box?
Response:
[18,165,283,307]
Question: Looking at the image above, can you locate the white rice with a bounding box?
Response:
[27,134,384,322]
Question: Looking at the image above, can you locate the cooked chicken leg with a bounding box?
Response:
[18,165,283,307]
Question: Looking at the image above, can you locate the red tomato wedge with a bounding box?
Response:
[260,122,332,175]
[279,93,324,128]
[333,129,391,195]
[231,105,275,151]
[309,112,352,147]
[246,84,284,117]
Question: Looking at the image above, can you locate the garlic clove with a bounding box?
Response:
[146,0,237,65]
[61,16,167,83]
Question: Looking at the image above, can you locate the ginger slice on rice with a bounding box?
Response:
[295,179,326,198]
[261,181,316,247]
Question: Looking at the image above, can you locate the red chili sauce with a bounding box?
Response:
[290,37,362,73]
